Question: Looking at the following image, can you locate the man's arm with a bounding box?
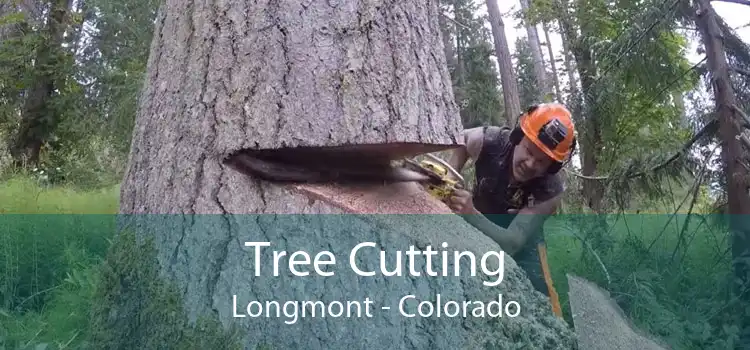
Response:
[460,178,564,255]
[459,210,524,255]
[503,176,565,250]
[447,127,484,174]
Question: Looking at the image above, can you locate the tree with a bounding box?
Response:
[485,0,522,124]
[693,0,750,345]
[104,1,577,348]
[441,0,504,127]
[7,0,73,166]
[514,36,542,108]
[517,0,551,101]
[540,22,563,102]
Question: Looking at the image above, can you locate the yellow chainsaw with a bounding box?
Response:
[401,153,465,202]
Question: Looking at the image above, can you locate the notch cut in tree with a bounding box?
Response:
[115,0,577,348]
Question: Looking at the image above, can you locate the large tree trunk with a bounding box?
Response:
[694,0,750,346]
[485,0,521,124]
[109,1,577,349]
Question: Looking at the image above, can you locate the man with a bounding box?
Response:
[445,103,577,318]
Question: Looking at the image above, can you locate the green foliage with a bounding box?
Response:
[0,18,39,129]
[88,230,243,350]
[0,179,118,349]
[514,37,543,108]
[441,0,504,127]
[546,213,742,350]
[0,0,157,183]
[0,178,244,350]
[458,42,504,127]
[80,0,160,154]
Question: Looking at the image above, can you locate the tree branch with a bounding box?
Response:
[712,0,750,6]
[440,12,471,30]
[566,119,719,181]
[733,104,750,127]
[731,66,750,78]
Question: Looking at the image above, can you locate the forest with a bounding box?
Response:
[1,0,750,349]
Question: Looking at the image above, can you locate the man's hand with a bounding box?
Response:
[447,189,478,215]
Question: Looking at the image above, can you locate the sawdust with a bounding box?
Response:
[567,274,670,350]
[292,181,454,214]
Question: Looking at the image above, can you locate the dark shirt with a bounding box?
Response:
[470,126,564,295]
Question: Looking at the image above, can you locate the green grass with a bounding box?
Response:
[0,177,119,214]
[0,176,119,349]
[0,175,742,350]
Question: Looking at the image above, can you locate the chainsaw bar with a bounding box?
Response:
[222,146,469,191]
[224,150,431,184]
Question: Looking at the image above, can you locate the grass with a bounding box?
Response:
[0,176,119,349]
[0,175,742,349]
[0,177,119,214]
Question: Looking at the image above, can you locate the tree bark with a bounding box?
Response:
[121,0,467,214]
[115,1,576,348]
[694,0,750,346]
[485,0,521,124]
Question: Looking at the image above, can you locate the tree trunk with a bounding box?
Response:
[110,1,577,349]
[10,0,71,166]
[558,21,578,103]
[519,0,549,101]
[672,91,688,127]
[454,0,466,86]
[556,1,603,212]
[485,0,521,124]
[694,0,750,346]
[542,22,563,102]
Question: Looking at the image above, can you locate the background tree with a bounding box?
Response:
[441,0,505,128]
[485,0,522,124]
[514,36,542,108]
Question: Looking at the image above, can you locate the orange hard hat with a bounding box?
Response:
[519,103,576,162]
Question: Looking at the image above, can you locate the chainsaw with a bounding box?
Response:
[399,153,465,202]
[223,147,466,203]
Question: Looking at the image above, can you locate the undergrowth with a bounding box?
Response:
[0,176,242,350]
[546,213,742,350]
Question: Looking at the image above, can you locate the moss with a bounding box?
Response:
[88,229,244,350]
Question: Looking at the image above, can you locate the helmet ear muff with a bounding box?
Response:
[509,126,524,145]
